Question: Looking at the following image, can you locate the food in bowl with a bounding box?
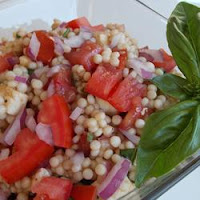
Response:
[0,2,199,200]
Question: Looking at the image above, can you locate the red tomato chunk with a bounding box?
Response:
[64,41,102,71]
[0,128,53,184]
[85,65,123,100]
[32,177,72,200]
[38,94,73,148]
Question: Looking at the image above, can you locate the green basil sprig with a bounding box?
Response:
[135,2,200,187]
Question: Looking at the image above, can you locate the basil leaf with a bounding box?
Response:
[152,74,190,100]
[135,100,199,187]
[87,133,93,142]
[120,148,137,164]
[167,2,200,81]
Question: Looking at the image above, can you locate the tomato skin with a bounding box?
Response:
[108,76,147,112]
[66,17,104,32]
[0,53,16,73]
[78,133,90,157]
[53,68,76,103]
[38,94,73,148]
[71,185,97,200]
[64,41,102,71]
[153,48,176,72]
[85,65,123,100]
[34,194,50,200]
[0,128,53,184]
[32,177,72,200]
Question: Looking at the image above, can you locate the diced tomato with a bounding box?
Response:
[32,177,72,200]
[85,65,123,100]
[53,67,76,103]
[119,97,143,130]
[37,94,73,148]
[153,48,176,72]
[28,31,55,64]
[108,76,146,112]
[71,185,97,200]
[0,53,17,73]
[113,49,127,69]
[66,17,104,32]
[0,128,53,184]
[64,41,102,71]
[34,194,50,200]
[78,133,90,157]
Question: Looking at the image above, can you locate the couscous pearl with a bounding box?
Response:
[105,116,111,124]
[85,105,94,115]
[141,97,149,107]
[157,95,166,103]
[32,96,40,105]
[129,171,136,181]
[17,193,28,200]
[93,54,103,64]
[40,91,48,101]
[7,80,17,88]
[91,150,100,157]
[63,160,72,170]
[103,125,113,137]
[148,84,157,91]
[88,126,98,133]
[90,140,101,150]
[63,44,71,53]
[87,95,95,104]
[76,116,85,127]
[149,100,155,108]
[49,157,60,168]
[77,98,87,108]
[87,118,98,127]
[21,177,31,189]
[17,83,28,93]
[0,96,4,104]
[65,149,75,157]
[155,68,164,76]
[93,103,100,109]
[112,115,122,125]
[56,155,64,163]
[34,89,42,96]
[123,68,129,77]
[6,71,15,80]
[154,99,163,109]
[110,136,121,148]
[83,168,93,180]
[28,62,37,69]
[31,79,43,89]
[73,172,83,182]
[28,93,33,101]
[72,164,81,173]
[110,58,120,67]
[74,125,84,135]
[73,135,80,143]
[127,128,136,135]
[112,154,121,163]
[82,158,91,168]
[130,70,137,78]
[147,90,157,100]
[83,72,91,81]
[95,112,106,121]
[56,166,65,175]
[104,149,113,159]
[13,67,23,76]
[15,181,21,189]
[102,54,110,63]
[119,143,125,150]
[95,164,107,176]
[125,141,135,149]
[0,105,6,115]
[94,128,103,137]
[135,119,145,129]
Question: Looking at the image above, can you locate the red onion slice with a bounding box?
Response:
[35,123,54,146]
[3,107,27,146]
[119,129,140,145]
[47,80,55,97]
[71,152,84,166]
[98,158,131,199]
[0,148,10,161]
[59,22,67,28]
[141,68,153,79]
[14,76,28,83]
[25,114,37,132]
[34,67,49,78]
[7,56,19,66]
[64,35,84,48]
[139,48,163,62]
[54,36,64,55]
[69,107,84,121]
[47,65,61,77]
[28,32,41,60]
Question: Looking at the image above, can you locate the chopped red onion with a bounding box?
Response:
[14,76,28,83]
[35,123,54,146]
[69,107,84,121]
[3,107,27,146]
[98,158,131,199]
[54,36,64,55]
[139,48,163,62]
[47,80,55,97]
[71,152,84,166]
[0,148,10,161]
[25,114,37,132]
[28,32,41,60]
[59,22,67,28]
[119,129,140,145]
[47,65,61,77]
[64,35,84,48]
[141,68,153,79]
[7,56,19,66]
[34,66,49,78]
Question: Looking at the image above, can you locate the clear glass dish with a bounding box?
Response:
[0,0,200,199]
